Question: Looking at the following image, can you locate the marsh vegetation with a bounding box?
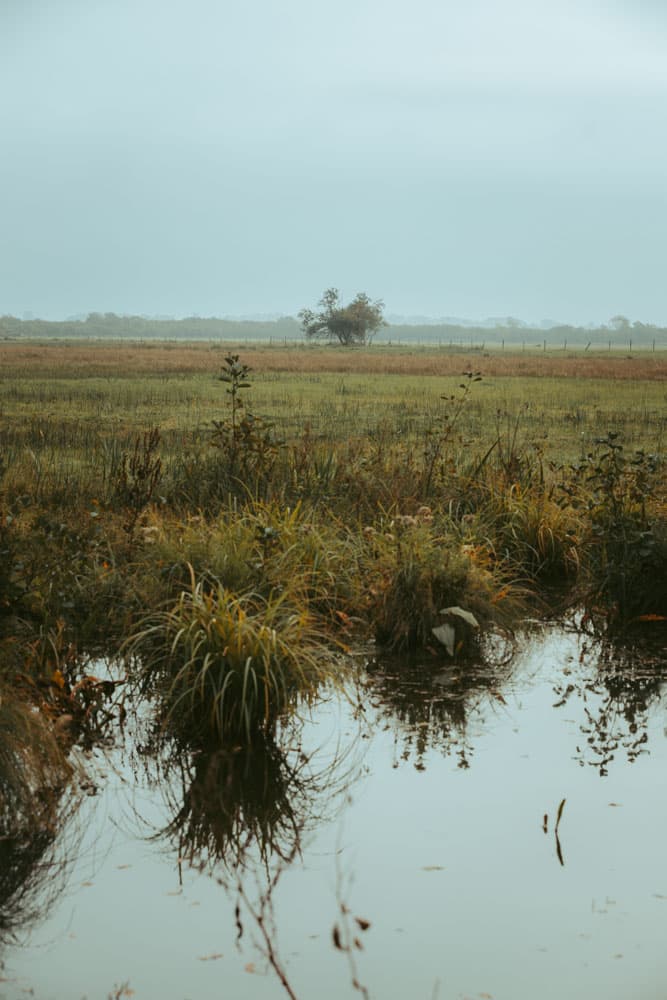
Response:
[0,339,665,997]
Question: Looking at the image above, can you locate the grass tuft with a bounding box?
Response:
[127,567,345,743]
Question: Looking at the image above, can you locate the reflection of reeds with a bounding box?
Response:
[147,717,359,874]
[0,687,83,940]
[136,710,360,1000]
[162,739,307,870]
[365,649,514,769]
[557,634,667,775]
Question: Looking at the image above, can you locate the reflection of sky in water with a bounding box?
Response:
[3,627,667,1000]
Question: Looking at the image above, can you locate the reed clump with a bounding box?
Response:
[461,472,583,585]
[134,501,362,632]
[359,510,524,653]
[127,568,344,744]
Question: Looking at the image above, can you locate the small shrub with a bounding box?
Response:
[564,433,667,624]
[210,355,284,500]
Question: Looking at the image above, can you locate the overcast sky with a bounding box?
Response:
[2,0,667,323]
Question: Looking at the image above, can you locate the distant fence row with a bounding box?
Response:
[140,335,667,352]
[5,334,667,352]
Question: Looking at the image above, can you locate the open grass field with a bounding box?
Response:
[2,338,666,377]
[1,341,665,461]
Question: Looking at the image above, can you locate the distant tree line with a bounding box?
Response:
[0,311,665,346]
[0,313,301,341]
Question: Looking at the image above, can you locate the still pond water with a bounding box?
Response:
[3,624,667,1000]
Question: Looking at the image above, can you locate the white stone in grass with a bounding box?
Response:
[438,606,480,629]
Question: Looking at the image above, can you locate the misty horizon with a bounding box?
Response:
[8,308,663,334]
[3,2,667,325]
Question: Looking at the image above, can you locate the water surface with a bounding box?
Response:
[2,625,666,1000]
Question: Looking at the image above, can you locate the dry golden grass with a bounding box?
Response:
[1,340,666,380]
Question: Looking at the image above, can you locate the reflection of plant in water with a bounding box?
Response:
[146,710,358,874]
[158,730,350,874]
[363,643,514,770]
[552,637,666,776]
[138,712,361,1000]
[0,688,84,942]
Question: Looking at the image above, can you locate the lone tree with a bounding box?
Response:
[298,288,386,345]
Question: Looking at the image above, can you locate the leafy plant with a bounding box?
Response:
[421,370,482,494]
[564,432,667,623]
[211,355,283,497]
[214,354,252,460]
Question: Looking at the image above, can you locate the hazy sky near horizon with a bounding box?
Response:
[2,0,667,323]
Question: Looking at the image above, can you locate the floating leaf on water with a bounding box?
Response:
[438,606,480,629]
[355,917,371,932]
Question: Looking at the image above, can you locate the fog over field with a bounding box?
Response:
[2,0,667,325]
